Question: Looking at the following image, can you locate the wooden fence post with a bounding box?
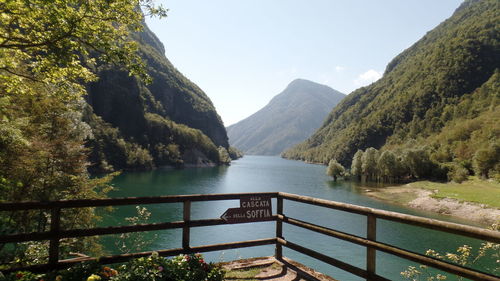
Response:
[366,214,377,280]
[275,196,283,260]
[48,207,61,264]
[183,201,191,251]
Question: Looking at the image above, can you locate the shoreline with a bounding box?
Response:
[363,183,500,226]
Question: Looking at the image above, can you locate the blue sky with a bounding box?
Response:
[146,0,463,126]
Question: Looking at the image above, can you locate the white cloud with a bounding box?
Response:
[354,69,382,86]
[335,66,344,72]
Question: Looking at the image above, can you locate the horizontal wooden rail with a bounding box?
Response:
[279,215,500,281]
[1,192,499,281]
[0,216,277,244]
[4,238,277,274]
[277,238,390,281]
[278,192,500,244]
[0,192,280,211]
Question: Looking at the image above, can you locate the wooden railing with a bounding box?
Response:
[277,192,500,281]
[1,192,499,281]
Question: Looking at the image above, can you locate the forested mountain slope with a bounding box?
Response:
[283,0,499,177]
[85,23,230,172]
[227,79,345,155]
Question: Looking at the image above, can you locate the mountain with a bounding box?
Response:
[227,79,345,155]
[283,0,499,174]
[84,23,230,172]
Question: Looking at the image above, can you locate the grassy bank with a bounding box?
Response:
[363,177,500,225]
[406,177,500,208]
[366,177,500,208]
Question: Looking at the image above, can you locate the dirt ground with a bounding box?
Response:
[221,256,338,281]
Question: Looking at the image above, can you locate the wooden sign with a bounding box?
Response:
[220,196,272,223]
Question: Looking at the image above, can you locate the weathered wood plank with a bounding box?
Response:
[366,214,377,280]
[0,216,277,244]
[0,192,280,211]
[183,201,191,250]
[48,207,60,265]
[275,196,283,260]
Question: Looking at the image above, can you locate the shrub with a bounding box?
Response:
[326,159,345,181]
[1,253,224,281]
[447,164,469,183]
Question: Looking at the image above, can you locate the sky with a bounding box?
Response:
[146,0,463,126]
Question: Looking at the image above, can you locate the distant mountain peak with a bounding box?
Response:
[286,78,331,89]
[288,78,313,85]
[227,79,345,155]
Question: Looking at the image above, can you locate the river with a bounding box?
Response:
[100,156,493,281]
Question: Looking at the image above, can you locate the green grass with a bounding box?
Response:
[223,263,281,281]
[408,177,500,208]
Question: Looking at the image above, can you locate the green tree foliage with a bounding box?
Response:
[283,0,499,181]
[0,0,166,265]
[377,150,398,182]
[83,109,155,172]
[0,0,166,100]
[218,147,231,165]
[403,147,435,179]
[448,164,470,183]
[326,159,345,181]
[350,150,363,180]
[350,145,447,183]
[361,148,379,181]
[473,144,500,178]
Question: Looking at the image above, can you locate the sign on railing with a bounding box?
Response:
[220,195,272,223]
[1,192,499,281]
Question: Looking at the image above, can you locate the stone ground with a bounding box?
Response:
[221,256,338,281]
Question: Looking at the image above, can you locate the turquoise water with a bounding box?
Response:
[101,156,493,281]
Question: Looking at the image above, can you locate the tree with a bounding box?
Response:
[327,159,345,181]
[351,150,363,180]
[402,147,434,179]
[0,1,167,99]
[361,147,379,181]
[448,164,469,183]
[378,150,398,183]
[473,144,499,178]
[0,0,166,265]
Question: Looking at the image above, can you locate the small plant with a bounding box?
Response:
[165,253,224,281]
[112,252,169,281]
[1,253,224,281]
[115,206,158,254]
[401,224,499,280]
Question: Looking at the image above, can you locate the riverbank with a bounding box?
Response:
[363,178,500,225]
